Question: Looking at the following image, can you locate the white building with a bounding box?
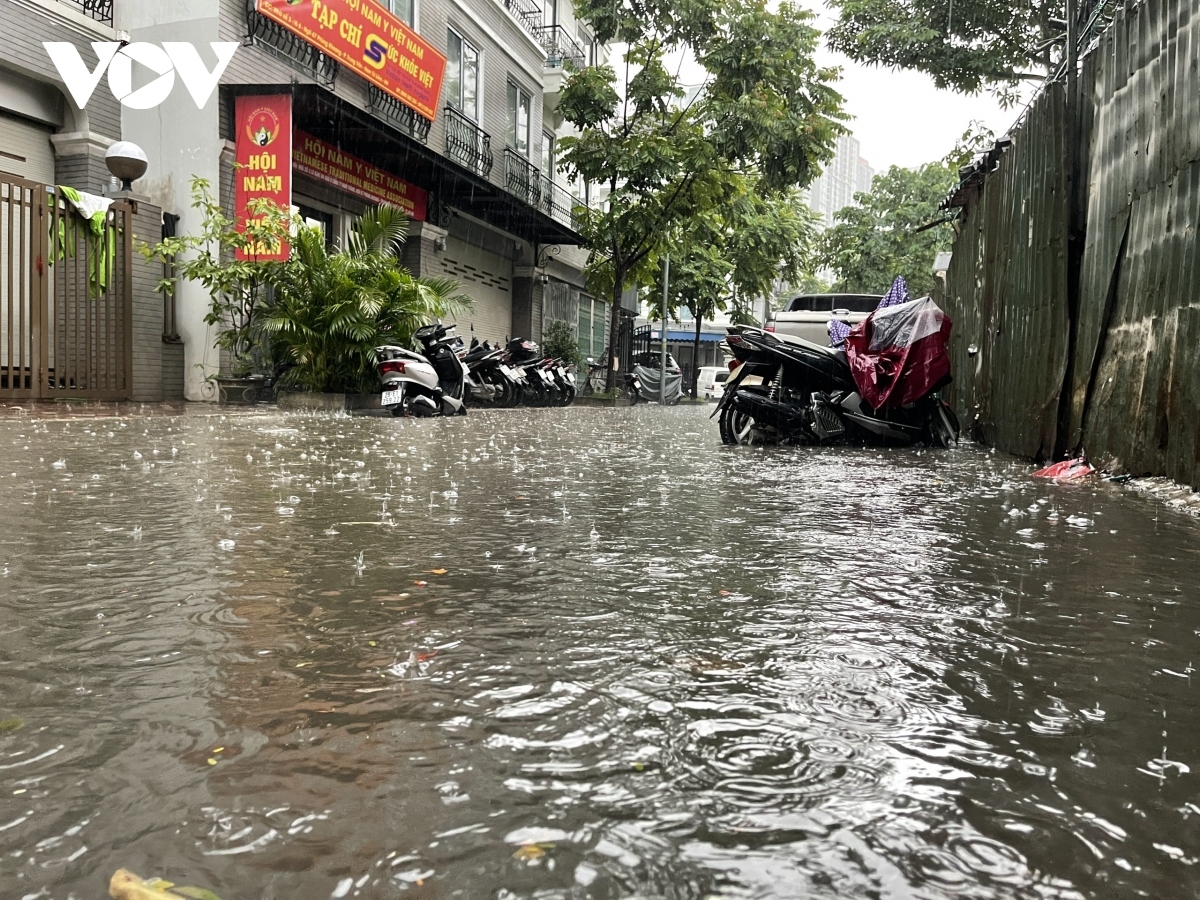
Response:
[804,132,875,229]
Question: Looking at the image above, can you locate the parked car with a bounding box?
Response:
[696,366,729,400]
[766,293,881,345]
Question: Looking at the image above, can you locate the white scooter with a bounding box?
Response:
[375,323,468,417]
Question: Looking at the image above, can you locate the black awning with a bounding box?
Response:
[289,86,581,246]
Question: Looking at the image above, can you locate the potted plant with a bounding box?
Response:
[260,203,468,406]
[141,177,293,404]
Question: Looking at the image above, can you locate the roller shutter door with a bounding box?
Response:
[438,236,514,343]
[0,113,55,184]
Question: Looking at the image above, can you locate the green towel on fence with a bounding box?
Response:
[52,186,118,297]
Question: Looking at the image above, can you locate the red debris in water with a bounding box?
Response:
[1033,458,1096,481]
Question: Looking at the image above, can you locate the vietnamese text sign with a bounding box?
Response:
[235,94,293,261]
[294,131,428,221]
[256,0,446,122]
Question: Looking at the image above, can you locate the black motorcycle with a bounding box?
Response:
[713,325,959,447]
[461,337,523,408]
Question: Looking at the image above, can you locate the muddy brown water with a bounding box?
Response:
[0,405,1197,899]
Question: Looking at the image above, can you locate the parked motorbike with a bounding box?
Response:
[461,337,523,408]
[375,323,468,417]
[713,324,959,447]
[507,338,557,407]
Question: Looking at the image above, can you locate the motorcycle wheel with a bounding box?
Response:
[507,383,525,407]
[560,385,576,406]
[483,372,508,408]
[719,401,760,445]
[926,402,959,448]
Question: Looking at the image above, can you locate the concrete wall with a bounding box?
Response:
[119,1,223,401]
[0,0,124,193]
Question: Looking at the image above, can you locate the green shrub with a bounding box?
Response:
[541,318,584,369]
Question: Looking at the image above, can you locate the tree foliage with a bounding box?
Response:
[647,181,816,324]
[816,162,955,298]
[824,0,1115,102]
[262,205,468,394]
[815,124,998,297]
[557,0,845,384]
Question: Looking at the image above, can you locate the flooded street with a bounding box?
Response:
[2,404,1199,899]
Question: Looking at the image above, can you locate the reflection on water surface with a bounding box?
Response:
[0,406,1198,898]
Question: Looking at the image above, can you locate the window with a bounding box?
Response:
[383,0,415,27]
[296,204,335,251]
[506,81,531,157]
[446,29,480,121]
[543,0,556,27]
[540,131,555,180]
[576,295,607,358]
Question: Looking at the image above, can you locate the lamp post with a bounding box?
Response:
[660,253,669,405]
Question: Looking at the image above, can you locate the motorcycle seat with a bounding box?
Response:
[771,331,848,365]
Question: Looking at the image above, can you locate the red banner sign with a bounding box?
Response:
[235,94,293,261]
[256,0,446,122]
[294,130,427,221]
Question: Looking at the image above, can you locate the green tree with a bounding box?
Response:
[647,183,817,395]
[815,161,955,297]
[825,0,1116,103]
[558,0,845,387]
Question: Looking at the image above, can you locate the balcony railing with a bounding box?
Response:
[245,2,339,88]
[502,0,543,38]
[539,176,580,229]
[534,25,586,69]
[503,149,580,230]
[368,86,431,144]
[504,148,541,207]
[445,106,493,178]
[59,0,113,25]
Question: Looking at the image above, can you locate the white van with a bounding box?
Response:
[697,366,730,400]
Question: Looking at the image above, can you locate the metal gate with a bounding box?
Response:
[1,176,133,400]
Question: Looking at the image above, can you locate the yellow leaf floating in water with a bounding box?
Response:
[428,568,448,575]
[206,758,217,766]
[512,843,554,862]
[108,869,222,900]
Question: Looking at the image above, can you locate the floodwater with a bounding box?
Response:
[1,404,1198,900]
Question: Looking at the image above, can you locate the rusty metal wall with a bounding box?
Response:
[942,85,1070,459]
[943,0,1200,489]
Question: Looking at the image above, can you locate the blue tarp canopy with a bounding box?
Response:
[649,330,726,342]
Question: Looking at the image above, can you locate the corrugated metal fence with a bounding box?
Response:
[943,0,1200,489]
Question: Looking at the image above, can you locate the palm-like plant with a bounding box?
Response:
[259,204,468,394]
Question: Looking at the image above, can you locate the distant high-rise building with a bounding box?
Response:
[803,133,874,228]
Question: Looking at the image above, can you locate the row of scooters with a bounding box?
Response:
[374,322,577,417]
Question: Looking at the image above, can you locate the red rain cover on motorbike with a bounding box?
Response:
[845,297,953,409]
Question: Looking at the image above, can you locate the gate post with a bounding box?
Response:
[115,196,166,401]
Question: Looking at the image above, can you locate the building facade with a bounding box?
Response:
[804,132,874,229]
[1,0,602,401]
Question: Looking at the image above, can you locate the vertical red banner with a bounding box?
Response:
[235,94,293,261]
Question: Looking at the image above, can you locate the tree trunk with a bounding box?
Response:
[691,313,702,399]
[606,279,622,391]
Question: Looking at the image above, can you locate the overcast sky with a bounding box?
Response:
[798,2,1020,172]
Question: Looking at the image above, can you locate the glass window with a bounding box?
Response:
[446,30,480,121]
[543,0,556,27]
[384,0,415,27]
[541,131,555,179]
[506,81,531,156]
